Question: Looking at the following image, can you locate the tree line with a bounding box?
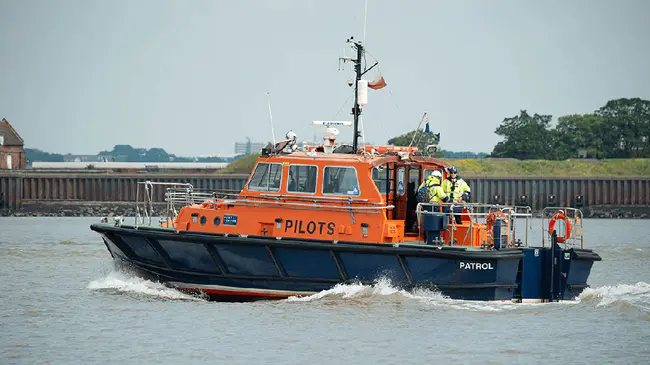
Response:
[25,145,227,163]
[387,97,650,160]
[491,98,650,159]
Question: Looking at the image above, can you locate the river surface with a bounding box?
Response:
[1,217,649,364]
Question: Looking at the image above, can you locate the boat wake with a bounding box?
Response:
[579,282,650,313]
[87,271,205,301]
[287,277,521,312]
[287,277,414,301]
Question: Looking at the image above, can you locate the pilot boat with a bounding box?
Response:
[90,38,601,302]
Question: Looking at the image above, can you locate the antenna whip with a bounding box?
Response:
[267,92,276,146]
[363,0,368,45]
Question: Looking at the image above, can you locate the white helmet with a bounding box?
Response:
[431,170,442,179]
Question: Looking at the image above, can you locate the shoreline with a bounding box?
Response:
[1,201,648,219]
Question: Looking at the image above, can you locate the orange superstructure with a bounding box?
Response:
[165,147,495,247]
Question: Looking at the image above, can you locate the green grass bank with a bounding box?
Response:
[220,155,650,177]
[446,158,650,177]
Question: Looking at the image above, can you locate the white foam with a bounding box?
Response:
[579,282,650,310]
[287,279,395,302]
[87,271,204,301]
[287,277,519,312]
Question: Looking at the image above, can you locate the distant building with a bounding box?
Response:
[63,154,107,163]
[0,118,26,170]
[234,138,265,155]
[31,161,229,170]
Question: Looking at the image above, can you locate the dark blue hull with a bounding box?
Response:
[91,224,524,301]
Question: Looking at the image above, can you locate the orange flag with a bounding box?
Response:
[368,75,387,90]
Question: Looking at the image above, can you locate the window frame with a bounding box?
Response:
[286,163,319,195]
[247,162,284,192]
[423,168,444,181]
[396,167,405,196]
[321,165,361,197]
[372,165,392,195]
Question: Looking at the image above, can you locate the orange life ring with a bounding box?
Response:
[201,200,219,209]
[486,211,508,229]
[548,213,572,243]
[486,211,509,247]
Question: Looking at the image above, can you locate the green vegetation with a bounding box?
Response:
[25,148,64,162]
[385,97,650,176]
[388,97,650,161]
[99,145,226,162]
[213,154,650,178]
[219,153,260,174]
[26,145,229,163]
[444,159,650,177]
[491,98,650,159]
[387,130,442,157]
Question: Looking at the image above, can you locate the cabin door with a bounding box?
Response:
[394,165,420,232]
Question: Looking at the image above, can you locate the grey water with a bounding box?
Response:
[1,217,649,365]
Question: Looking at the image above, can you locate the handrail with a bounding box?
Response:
[541,207,584,249]
[255,193,374,204]
[135,181,196,228]
[211,198,394,212]
[500,206,533,248]
[134,181,395,229]
[415,202,532,248]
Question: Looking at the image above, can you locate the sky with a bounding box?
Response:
[1,0,649,157]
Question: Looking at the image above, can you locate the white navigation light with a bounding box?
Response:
[323,127,339,154]
[357,79,368,106]
[284,130,298,152]
[325,127,340,139]
[286,130,297,142]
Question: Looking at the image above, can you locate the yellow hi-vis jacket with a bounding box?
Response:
[418,176,448,203]
[442,177,471,202]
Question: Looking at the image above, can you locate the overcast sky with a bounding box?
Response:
[1,0,649,156]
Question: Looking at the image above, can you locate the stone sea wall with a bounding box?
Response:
[1,171,649,218]
[2,201,648,219]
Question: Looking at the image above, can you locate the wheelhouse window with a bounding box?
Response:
[287,164,317,193]
[424,168,444,180]
[248,163,283,192]
[408,166,420,193]
[396,167,405,196]
[372,166,391,194]
[323,166,360,196]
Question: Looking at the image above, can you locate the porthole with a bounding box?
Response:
[200,216,207,225]
[213,216,221,226]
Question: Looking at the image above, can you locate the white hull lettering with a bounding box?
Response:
[459,262,494,270]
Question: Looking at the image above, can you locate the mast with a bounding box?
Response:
[351,39,363,152]
[340,37,378,153]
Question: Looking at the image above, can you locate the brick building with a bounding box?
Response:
[0,118,26,170]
